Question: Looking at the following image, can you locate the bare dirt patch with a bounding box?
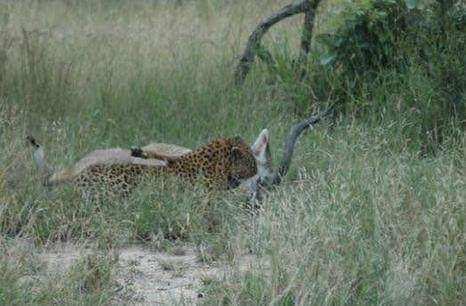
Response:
[114,246,217,305]
[36,243,257,305]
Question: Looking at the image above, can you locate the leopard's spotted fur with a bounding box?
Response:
[32,137,257,199]
[166,137,256,189]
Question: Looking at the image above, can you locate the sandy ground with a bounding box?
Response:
[36,243,256,305]
[115,246,215,304]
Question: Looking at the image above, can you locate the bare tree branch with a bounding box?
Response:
[299,0,318,61]
[296,0,320,80]
[234,0,315,85]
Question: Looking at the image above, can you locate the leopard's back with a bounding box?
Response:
[74,163,163,198]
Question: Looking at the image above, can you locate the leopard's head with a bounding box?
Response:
[226,137,257,188]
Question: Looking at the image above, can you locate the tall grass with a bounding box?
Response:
[0,0,464,304]
[202,125,465,305]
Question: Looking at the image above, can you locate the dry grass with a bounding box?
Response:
[0,0,464,305]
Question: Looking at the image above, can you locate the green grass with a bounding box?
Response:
[0,0,464,305]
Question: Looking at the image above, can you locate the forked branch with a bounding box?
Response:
[234,0,321,85]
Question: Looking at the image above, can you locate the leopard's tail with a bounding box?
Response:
[26,136,72,186]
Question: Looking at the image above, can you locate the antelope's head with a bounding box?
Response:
[243,109,330,202]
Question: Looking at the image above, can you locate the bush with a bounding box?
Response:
[318,0,411,74]
[314,0,465,151]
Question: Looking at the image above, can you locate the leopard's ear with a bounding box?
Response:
[229,146,243,162]
[251,129,270,163]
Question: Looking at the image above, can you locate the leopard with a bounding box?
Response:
[28,136,258,199]
[131,129,272,201]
